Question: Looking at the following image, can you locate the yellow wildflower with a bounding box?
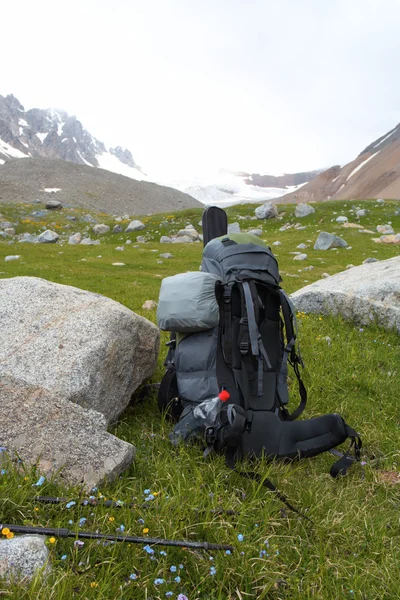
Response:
[142,528,149,534]
[49,537,56,544]
[108,516,115,522]
[90,582,98,588]
[6,532,14,539]
[1,527,10,535]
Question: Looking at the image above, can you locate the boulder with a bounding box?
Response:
[177,228,199,240]
[380,234,400,245]
[228,222,241,233]
[93,224,110,235]
[255,202,278,220]
[45,200,62,210]
[18,233,36,243]
[291,256,400,333]
[356,209,368,217]
[4,255,20,262]
[336,216,348,223]
[314,232,347,250]
[0,535,50,582]
[172,235,193,243]
[0,376,135,489]
[248,229,262,237]
[125,220,145,232]
[4,228,16,235]
[113,225,123,233]
[0,277,159,424]
[68,233,83,245]
[295,203,315,218]
[293,253,307,261]
[35,230,59,244]
[159,253,174,259]
[377,224,395,235]
[0,221,13,229]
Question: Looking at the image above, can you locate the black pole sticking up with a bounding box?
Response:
[0,524,234,552]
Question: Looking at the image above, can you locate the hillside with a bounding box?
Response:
[277,123,400,203]
[0,158,201,215]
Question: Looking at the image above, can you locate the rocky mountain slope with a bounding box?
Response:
[0,158,201,215]
[0,94,144,179]
[280,123,400,203]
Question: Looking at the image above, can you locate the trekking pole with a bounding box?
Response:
[0,524,234,552]
[34,496,237,515]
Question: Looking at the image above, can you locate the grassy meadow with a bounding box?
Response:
[0,198,399,599]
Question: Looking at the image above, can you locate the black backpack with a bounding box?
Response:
[157,207,362,489]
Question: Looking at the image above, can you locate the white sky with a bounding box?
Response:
[2,0,400,179]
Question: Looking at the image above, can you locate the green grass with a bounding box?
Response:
[0,199,399,599]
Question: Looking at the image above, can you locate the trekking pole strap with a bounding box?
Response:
[329,424,362,478]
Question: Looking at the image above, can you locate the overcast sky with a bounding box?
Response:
[2,0,400,179]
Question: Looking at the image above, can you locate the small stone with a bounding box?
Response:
[66,215,77,221]
[356,209,368,217]
[112,262,126,266]
[345,264,355,269]
[255,202,278,220]
[136,236,146,243]
[228,222,241,233]
[363,258,379,264]
[4,228,15,235]
[293,254,307,261]
[314,232,347,250]
[159,253,174,259]
[80,238,95,245]
[0,535,50,582]
[172,235,193,243]
[160,236,172,243]
[113,225,123,234]
[321,273,330,278]
[68,233,83,245]
[0,221,13,229]
[376,198,385,204]
[126,239,132,245]
[18,233,36,243]
[142,300,157,310]
[36,230,59,244]
[336,216,348,223]
[324,336,332,345]
[295,203,315,218]
[93,224,110,235]
[125,220,145,232]
[5,255,21,262]
[377,224,395,235]
[177,228,199,240]
[272,241,281,246]
[297,243,307,249]
[115,246,125,251]
[303,265,314,271]
[248,229,262,237]
[45,200,62,210]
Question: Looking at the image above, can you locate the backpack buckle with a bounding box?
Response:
[240,341,249,354]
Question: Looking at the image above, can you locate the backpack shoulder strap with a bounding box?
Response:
[278,289,307,420]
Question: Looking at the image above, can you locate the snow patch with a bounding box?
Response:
[373,127,398,148]
[0,138,29,159]
[96,152,147,181]
[61,138,67,142]
[332,175,339,183]
[346,151,379,181]
[36,132,48,143]
[0,159,5,165]
[58,123,64,136]
[18,118,28,127]
[77,150,93,166]
[44,188,62,193]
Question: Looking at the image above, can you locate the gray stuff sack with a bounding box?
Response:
[157,271,221,332]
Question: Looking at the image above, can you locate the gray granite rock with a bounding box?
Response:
[228,222,241,233]
[255,202,278,220]
[336,216,348,223]
[293,253,307,261]
[291,256,400,332]
[93,224,110,235]
[248,229,262,237]
[0,535,50,582]
[18,233,36,243]
[0,376,135,489]
[314,232,348,250]
[113,225,123,233]
[159,253,174,259]
[356,209,368,217]
[172,235,193,243]
[297,243,307,249]
[36,230,59,244]
[363,258,379,264]
[295,203,315,218]
[0,277,159,424]
[160,236,173,243]
[377,224,395,235]
[68,233,83,245]
[80,237,95,245]
[45,200,62,210]
[176,228,199,240]
[4,255,20,262]
[125,220,145,232]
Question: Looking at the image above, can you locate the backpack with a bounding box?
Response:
[157,208,362,487]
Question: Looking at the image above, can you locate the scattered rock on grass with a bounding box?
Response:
[126,220,145,232]
[314,232,347,250]
[142,300,157,310]
[0,534,50,582]
[36,230,59,244]
[45,200,62,210]
[68,233,83,245]
[295,203,315,218]
[255,202,278,220]
[93,224,110,235]
[377,224,395,235]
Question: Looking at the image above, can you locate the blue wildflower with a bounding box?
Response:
[143,544,154,555]
[210,566,217,576]
[91,487,98,492]
[154,578,165,585]
[61,554,67,560]
[170,565,177,572]
[117,524,125,532]
[166,593,173,598]
[237,534,244,542]
[0,469,6,475]
[275,550,279,555]
[174,576,181,583]
[79,518,87,527]
[34,475,46,487]
[264,539,270,547]
[68,520,73,525]
[259,550,267,557]
[144,489,151,494]
[209,556,214,561]
[226,550,231,555]
[145,494,155,501]
[179,564,184,570]
[160,550,167,556]
[177,595,188,600]
[66,501,76,509]
[129,573,138,580]
[138,518,145,525]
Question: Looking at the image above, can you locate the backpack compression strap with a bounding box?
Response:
[278,289,307,420]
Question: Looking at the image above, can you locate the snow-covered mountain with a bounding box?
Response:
[281,123,400,203]
[0,94,145,179]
